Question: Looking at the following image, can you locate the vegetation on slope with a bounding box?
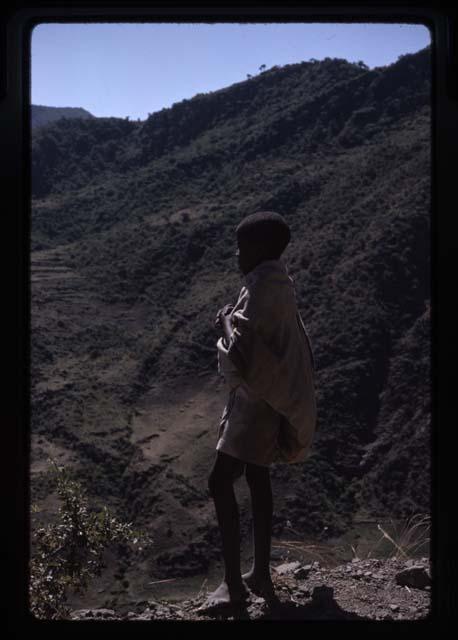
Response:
[30,47,431,605]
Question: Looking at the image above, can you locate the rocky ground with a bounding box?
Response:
[69,556,431,622]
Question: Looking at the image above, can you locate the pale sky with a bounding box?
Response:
[31,22,431,121]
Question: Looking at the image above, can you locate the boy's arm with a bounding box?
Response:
[217,309,247,375]
[226,287,281,390]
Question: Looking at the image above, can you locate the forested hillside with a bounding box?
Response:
[30,47,431,610]
[31,104,95,131]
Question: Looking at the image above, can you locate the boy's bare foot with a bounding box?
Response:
[242,570,276,600]
[197,580,249,613]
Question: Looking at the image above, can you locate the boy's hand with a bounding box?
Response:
[215,305,234,342]
[215,304,233,327]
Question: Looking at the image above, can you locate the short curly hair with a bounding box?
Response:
[236,211,291,259]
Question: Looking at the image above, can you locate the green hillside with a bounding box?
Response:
[30,48,431,609]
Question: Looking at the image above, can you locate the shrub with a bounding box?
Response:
[29,459,153,620]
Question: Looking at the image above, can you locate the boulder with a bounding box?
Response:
[395,565,431,590]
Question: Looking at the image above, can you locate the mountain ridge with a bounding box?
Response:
[31,104,95,130]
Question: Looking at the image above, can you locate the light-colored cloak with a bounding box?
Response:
[216,259,317,464]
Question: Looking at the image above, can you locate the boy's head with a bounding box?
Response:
[236,211,291,275]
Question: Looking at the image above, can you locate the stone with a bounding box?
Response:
[274,561,302,575]
[395,566,431,590]
[293,565,312,579]
[390,604,400,612]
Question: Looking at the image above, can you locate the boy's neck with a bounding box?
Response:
[245,258,286,281]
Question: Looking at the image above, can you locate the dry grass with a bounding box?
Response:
[354,513,431,561]
[271,540,343,566]
[271,513,431,567]
[376,513,430,559]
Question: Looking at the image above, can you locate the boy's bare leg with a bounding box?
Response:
[242,462,276,599]
[202,452,249,608]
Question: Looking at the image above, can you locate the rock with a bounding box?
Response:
[98,609,117,618]
[71,608,117,619]
[274,561,302,575]
[126,611,138,620]
[296,584,311,596]
[395,565,431,590]
[293,565,312,579]
[390,604,399,612]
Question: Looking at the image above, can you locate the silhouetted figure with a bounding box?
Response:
[198,211,317,613]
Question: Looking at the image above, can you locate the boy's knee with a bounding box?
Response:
[208,468,226,497]
[246,463,269,488]
[208,463,243,498]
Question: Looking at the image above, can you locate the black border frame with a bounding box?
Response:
[3,0,456,632]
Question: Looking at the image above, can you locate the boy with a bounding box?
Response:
[199,211,316,612]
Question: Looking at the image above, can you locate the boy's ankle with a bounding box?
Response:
[224,576,245,589]
[243,568,272,581]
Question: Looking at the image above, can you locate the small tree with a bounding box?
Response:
[29,459,153,620]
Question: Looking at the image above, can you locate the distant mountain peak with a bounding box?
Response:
[31,105,95,130]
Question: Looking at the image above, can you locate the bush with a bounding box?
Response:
[29,459,153,620]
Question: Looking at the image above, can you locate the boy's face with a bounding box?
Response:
[236,238,268,275]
